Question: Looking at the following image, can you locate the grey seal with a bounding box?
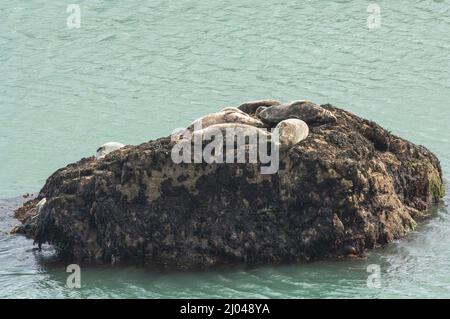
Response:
[220,106,248,115]
[238,99,282,115]
[258,100,337,125]
[190,123,270,141]
[190,119,308,151]
[96,142,125,159]
[185,108,265,133]
[186,123,271,163]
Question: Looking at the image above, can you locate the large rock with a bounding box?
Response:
[14,103,444,268]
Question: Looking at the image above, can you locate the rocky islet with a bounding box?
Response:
[13,100,444,269]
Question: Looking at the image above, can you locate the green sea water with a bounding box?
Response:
[1,0,450,298]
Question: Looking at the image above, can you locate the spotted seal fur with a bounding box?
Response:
[258,100,337,125]
[237,99,281,115]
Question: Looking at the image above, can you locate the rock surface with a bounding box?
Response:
[14,102,444,269]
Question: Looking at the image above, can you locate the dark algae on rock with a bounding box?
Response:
[13,101,444,269]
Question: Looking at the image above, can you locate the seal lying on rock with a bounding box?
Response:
[184,108,265,133]
[190,123,270,141]
[274,119,309,151]
[189,120,308,150]
[96,142,125,159]
[220,106,248,115]
[238,99,281,115]
[188,123,271,162]
[258,100,337,125]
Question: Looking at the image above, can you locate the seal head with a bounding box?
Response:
[273,119,309,151]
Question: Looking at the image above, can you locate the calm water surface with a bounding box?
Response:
[1,0,449,298]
